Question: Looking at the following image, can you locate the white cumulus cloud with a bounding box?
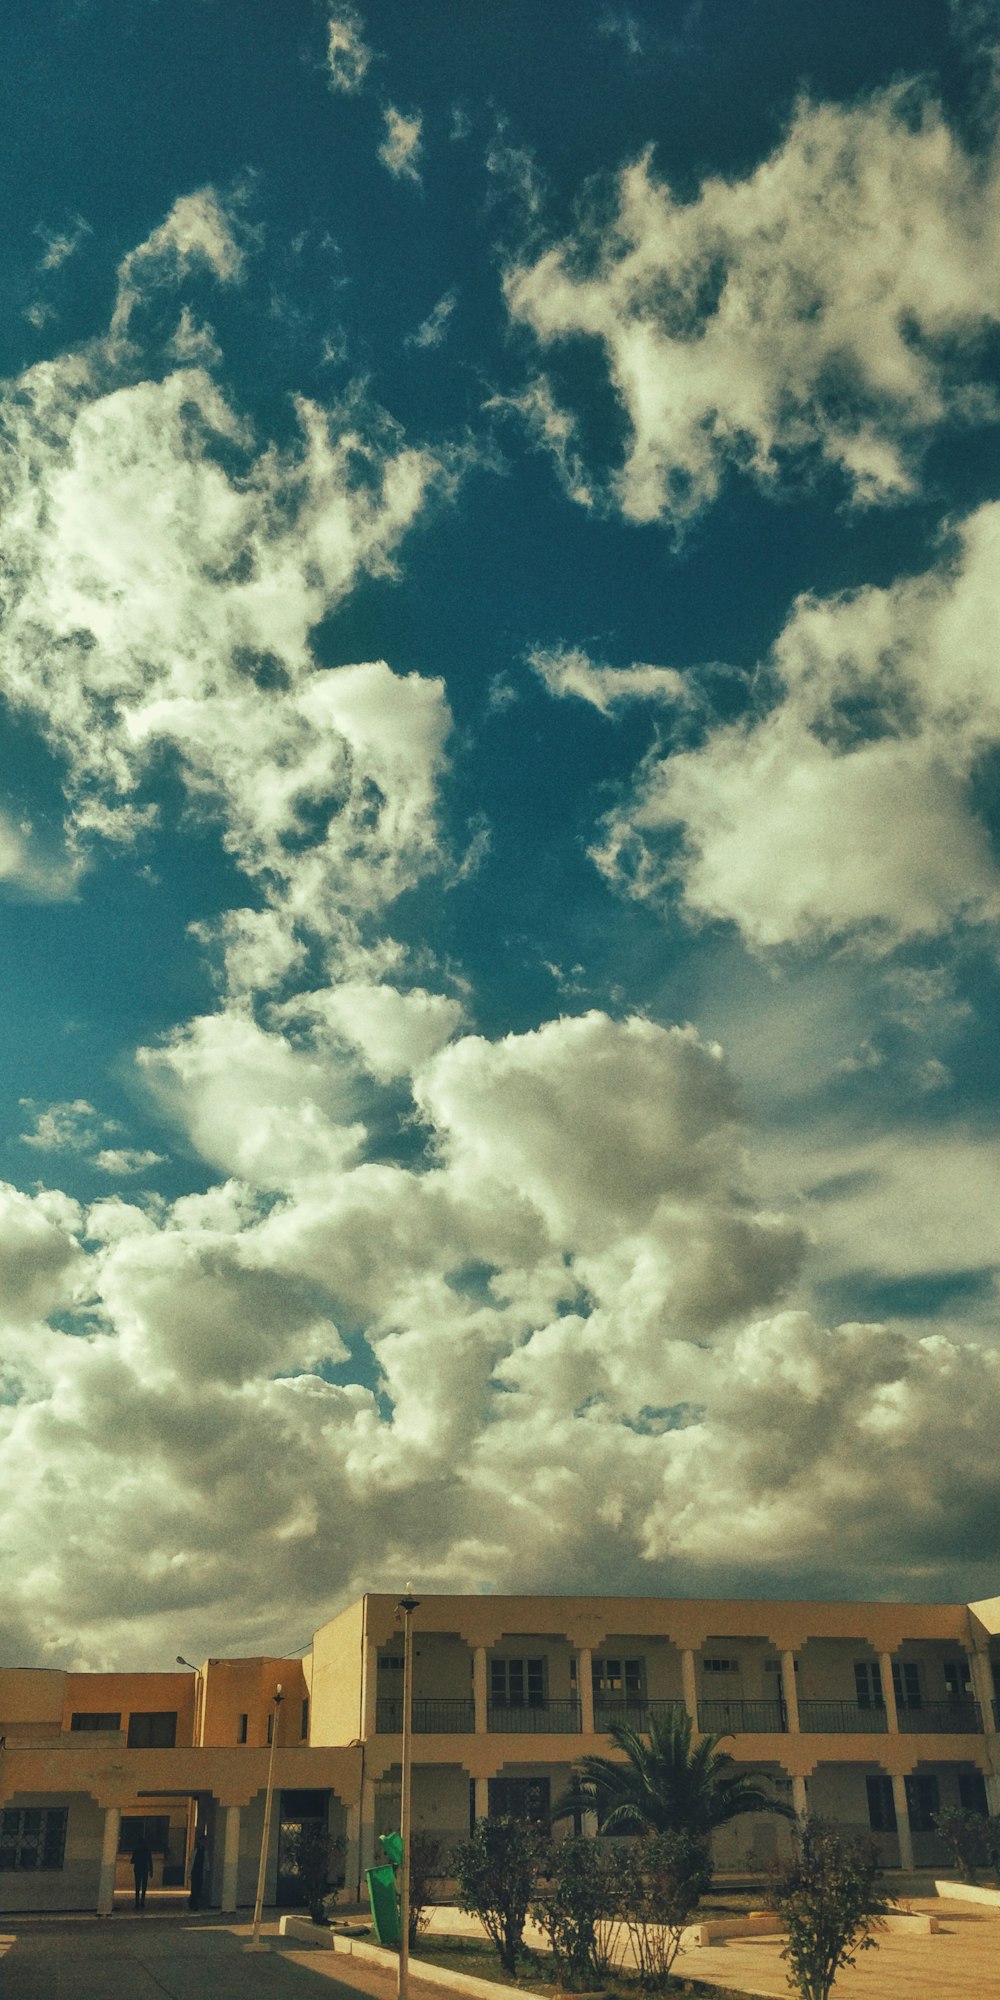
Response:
[505,86,1000,522]
[593,502,1000,949]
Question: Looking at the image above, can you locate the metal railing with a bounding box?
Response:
[896,1699,982,1734]
[487,1699,581,1734]
[698,1698,786,1734]
[592,1698,686,1733]
[0,1730,128,1750]
[375,1698,475,1734]
[797,1699,888,1734]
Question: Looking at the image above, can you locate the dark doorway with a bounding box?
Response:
[276,1789,330,1907]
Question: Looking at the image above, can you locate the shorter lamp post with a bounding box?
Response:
[251,1683,283,1951]
[397,1594,419,2000]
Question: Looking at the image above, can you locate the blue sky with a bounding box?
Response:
[1,0,998,1668]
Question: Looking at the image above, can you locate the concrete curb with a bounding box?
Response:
[933,1878,1000,1909]
[277,1924,530,2000]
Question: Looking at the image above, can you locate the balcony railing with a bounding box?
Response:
[375,1698,475,1734]
[797,1700,888,1734]
[897,1699,982,1735]
[698,1698,786,1734]
[592,1698,686,1734]
[487,1699,581,1734]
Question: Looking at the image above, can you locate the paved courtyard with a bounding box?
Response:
[0,1915,396,2000]
[0,1898,998,2000]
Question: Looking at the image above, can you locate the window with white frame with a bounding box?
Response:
[592,1658,644,1697]
[702,1658,738,1673]
[893,1662,921,1709]
[944,1660,972,1698]
[490,1657,546,1707]
[854,1663,884,1709]
[0,1808,68,1871]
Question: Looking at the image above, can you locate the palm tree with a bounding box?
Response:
[554,1707,798,1839]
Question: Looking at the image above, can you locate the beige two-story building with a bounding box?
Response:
[3,1590,998,1912]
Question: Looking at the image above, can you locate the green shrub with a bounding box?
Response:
[532,1837,616,1989]
[453,1814,547,1975]
[775,1822,888,2000]
[932,1805,989,1884]
[603,1831,712,1991]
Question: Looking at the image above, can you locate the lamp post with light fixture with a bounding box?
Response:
[397,1594,419,2000]
[176,1655,206,1888]
[250,1682,283,1951]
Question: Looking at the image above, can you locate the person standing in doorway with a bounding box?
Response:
[188,1829,208,1910]
[132,1832,154,1910]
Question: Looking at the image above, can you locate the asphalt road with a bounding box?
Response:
[0,1915,402,2000]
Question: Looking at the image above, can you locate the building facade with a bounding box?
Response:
[2,1591,999,1912]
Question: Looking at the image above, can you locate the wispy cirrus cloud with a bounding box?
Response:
[18,1100,164,1176]
[379,104,423,182]
[530,644,690,713]
[35,213,92,273]
[407,289,457,349]
[326,6,372,93]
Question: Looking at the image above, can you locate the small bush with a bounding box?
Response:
[284,1824,347,1924]
[604,1832,712,1991]
[532,1836,616,1988]
[932,1805,989,1884]
[408,1828,446,1946]
[454,1814,547,1975]
[774,1822,888,2000]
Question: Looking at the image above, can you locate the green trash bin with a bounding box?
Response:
[366,1862,401,1945]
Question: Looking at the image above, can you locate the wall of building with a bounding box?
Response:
[310,1598,366,1746]
[0,1790,104,1912]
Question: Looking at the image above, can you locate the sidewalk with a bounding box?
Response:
[670,1895,1000,1999]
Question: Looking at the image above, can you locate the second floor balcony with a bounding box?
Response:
[593,1696,686,1733]
[698,1697,786,1734]
[375,1697,475,1735]
[797,1700,887,1734]
[897,1698,982,1734]
[487,1698,581,1734]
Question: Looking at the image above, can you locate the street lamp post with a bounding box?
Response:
[397,1594,419,2000]
[250,1683,283,1951]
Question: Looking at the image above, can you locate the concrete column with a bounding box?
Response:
[890,1773,913,1871]
[473,1646,488,1734]
[969,1651,996,1732]
[344,1799,360,1907]
[985,1773,1000,1816]
[359,1776,377,1884]
[577,1648,594,1734]
[780,1651,800,1734]
[681,1649,698,1728]
[473,1775,488,1824]
[97,1805,121,1915]
[361,1640,377,1740]
[880,1654,900,1733]
[791,1775,808,1821]
[220,1804,241,1912]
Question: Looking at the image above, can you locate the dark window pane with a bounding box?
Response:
[127,1711,177,1748]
